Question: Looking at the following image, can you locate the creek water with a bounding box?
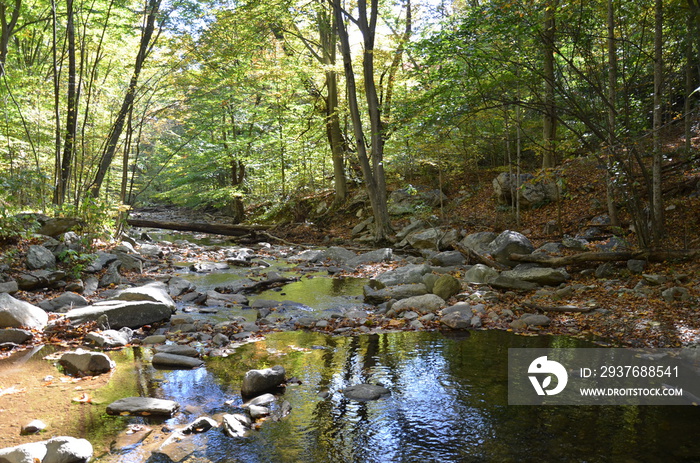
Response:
[82,329,698,463]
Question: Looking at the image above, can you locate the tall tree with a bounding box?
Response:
[333,0,392,243]
[0,0,21,73]
[652,0,664,243]
[88,0,163,199]
[53,0,78,206]
[541,0,557,168]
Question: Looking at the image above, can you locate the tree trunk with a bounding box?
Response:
[542,0,557,169]
[0,0,21,74]
[88,0,162,199]
[605,0,619,227]
[652,0,665,243]
[54,0,78,206]
[334,0,392,243]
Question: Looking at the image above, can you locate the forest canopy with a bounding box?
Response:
[0,0,698,246]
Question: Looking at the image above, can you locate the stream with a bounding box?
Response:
[3,232,700,462]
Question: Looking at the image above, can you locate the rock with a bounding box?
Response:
[0,293,49,329]
[86,329,132,348]
[222,413,251,438]
[642,274,668,286]
[0,436,93,463]
[241,365,286,398]
[459,232,498,255]
[396,219,427,240]
[15,270,66,291]
[106,397,180,417]
[38,292,88,313]
[114,282,176,310]
[373,264,432,287]
[347,248,393,267]
[562,235,588,251]
[0,328,33,344]
[243,393,277,408]
[138,243,164,258]
[152,353,204,369]
[85,252,118,273]
[488,275,538,291]
[391,294,445,313]
[661,287,690,302]
[168,277,195,298]
[248,404,270,419]
[432,274,462,300]
[154,344,200,357]
[463,264,499,284]
[363,283,428,305]
[486,230,534,267]
[595,262,615,279]
[205,290,248,307]
[58,350,115,376]
[429,251,466,267]
[535,242,565,255]
[492,172,559,208]
[627,259,647,275]
[65,300,173,329]
[502,265,569,286]
[440,311,472,329]
[36,217,84,237]
[20,419,47,435]
[518,314,552,326]
[26,245,57,270]
[142,335,167,344]
[99,260,123,287]
[406,228,458,251]
[115,252,144,273]
[0,280,19,294]
[343,384,390,401]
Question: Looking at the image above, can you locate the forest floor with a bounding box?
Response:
[271,155,700,348]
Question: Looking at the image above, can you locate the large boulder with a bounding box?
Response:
[59,350,115,376]
[486,230,534,267]
[0,436,93,463]
[26,245,56,270]
[65,300,172,329]
[406,228,459,251]
[114,282,176,311]
[432,274,462,300]
[241,365,286,398]
[463,264,499,284]
[0,293,48,329]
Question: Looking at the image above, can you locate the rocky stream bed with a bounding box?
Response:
[1,222,699,462]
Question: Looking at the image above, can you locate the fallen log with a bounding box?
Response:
[126,218,271,237]
[509,249,700,267]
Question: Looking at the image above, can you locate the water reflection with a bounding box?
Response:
[96,330,700,463]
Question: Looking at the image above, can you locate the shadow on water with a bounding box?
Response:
[94,330,700,463]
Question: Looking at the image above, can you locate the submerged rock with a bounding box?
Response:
[343,384,390,401]
[152,352,204,369]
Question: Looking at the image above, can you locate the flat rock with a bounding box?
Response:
[0,328,33,344]
[343,384,390,401]
[391,294,446,313]
[152,352,204,369]
[106,397,180,417]
[154,344,200,357]
[65,300,172,329]
[114,282,176,310]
